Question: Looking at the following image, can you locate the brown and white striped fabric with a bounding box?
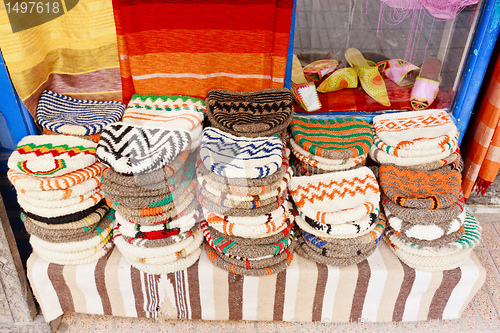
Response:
[28,242,484,324]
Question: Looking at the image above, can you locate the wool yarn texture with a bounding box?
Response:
[295,231,376,267]
[205,88,294,137]
[31,240,113,266]
[374,150,461,172]
[18,191,105,218]
[36,90,126,136]
[15,177,101,201]
[25,205,109,231]
[122,224,199,248]
[382,195,464,225]
[8,135,97,177]
[7,162,104,192]
[372,109,459,151]
[290,117,374,160]
[101,170,184,197]
[18,186,100,209]
[290,154,329,177]
[373,134,458,158]
[201,219,294,259]
[200,127,283,179]
[42,128,101,143]
[96,122,191,175]
[101,150,192,190]
[198,193,285,217]
[196,147,290,187]
[205,243,293,276]
[295,211,379,238]
[386,208,480,257]
[369,145,457,167]
[21,200,107,225]
[124,247,202,275]
[290,146,367,172]
[385,204,465,241]
[379,165,462,210]
[125,199,199,226]
[288,166,380,212]
[289,136,367,167]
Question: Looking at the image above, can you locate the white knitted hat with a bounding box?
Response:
[124,247,202,274]
[373,134,458,158]
[116,210,197,238]
[14,176,100,201]
[17,186,100,208]
[96,122,191,175]
[372,109,459,151]
[36,90,126,136]
[18,191,105,218]
[288,166,380,212]
[200,127,283,179]
[31,241,112,265]
[7,162,104,192]
[369,144,457,167]
[8,135,97,177]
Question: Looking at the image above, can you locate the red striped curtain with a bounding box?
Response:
[112,0,294,105]
[462,53,500,200]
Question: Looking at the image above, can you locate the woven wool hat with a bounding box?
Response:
[198,192,284,217]
[197,147,290,187]
[124,247,202,275]
[102,150,191,190]
[385,204,465,242]
[122,94,205,126]
[36,90,126,136]
[295,211,379,239]
[288,166,380,212]
[386,208,481,257]
[290,154,329,177]
[18,186,100,208]
[31,239,113,266]
[22,200,107,224]
[373,150,461,172]
[96,122,191,175]
[14,176,101,201]
[205,88,294,137]
[386,222,465,248]
[372,109,459,151]
[379,164,462,210]
[18,191,105,218]
[295,231,376,267]
[289,136,367,167]
[122,223,199,248]
[42,128,101,143]
[201,219,294,259]
[25,205,109,231]
[369,145,457,167]
[125,198,199,226]
[290,146,367,172]
[7,162,104,192]
[203,206,291,238]
[290,117,373,160]
[205,243,294,276]
[8,135,97,177]
[200,127,283,179]
[102,169,184,197]
[382,195,464,225]
[373,134,458,158]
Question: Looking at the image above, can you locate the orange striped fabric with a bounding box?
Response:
[112,0,294,104]
[462,54,500,200]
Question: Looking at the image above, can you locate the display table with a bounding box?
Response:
[27,241,485,324]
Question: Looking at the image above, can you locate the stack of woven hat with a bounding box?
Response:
[6,91,126,265]
[197,125,296,276]
[96,95,206,274]
[370,109,478,271]
[288,117,374,176]
[7,135,113,265]
[288,166,383,266]
[205,88,294,142]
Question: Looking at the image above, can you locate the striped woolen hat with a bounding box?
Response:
[373,134,458,158]
[372,109,458,152]
[8,135,97,177]
[288,166,380,213]
[379,164,462,210]
[96,122,191,175]
[121,94,205,129]
[369,144,458,167]
[289,117,373,160]
[36,90,126,136]
[205,88,294,138]
[200,127,283,179]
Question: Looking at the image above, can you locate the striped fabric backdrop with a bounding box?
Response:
[112,0,294,104]
[27,242,485,323]
[0,0,122,118]
[462,54,500,200]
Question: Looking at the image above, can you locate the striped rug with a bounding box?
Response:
[28,241,485,323]
[112,0,294,104]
